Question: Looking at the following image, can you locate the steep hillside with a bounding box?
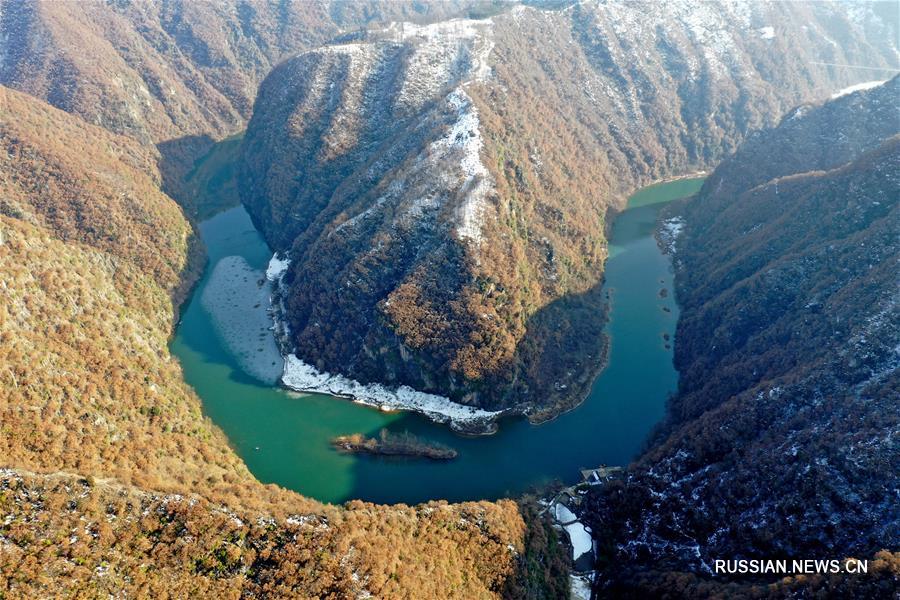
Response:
[241,0,898,422]
[0,0,498,201]
[0,86,550,598]
[0,84,236,499]
[582,80,899,596]
[0,469,541,599]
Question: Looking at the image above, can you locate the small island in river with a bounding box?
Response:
[331,429,458,461]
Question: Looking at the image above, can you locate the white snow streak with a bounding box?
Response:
[570,574,593,599]
[266,253,291,281]
[430,88,492,245]
[831,80,888,99]
[281,354,502,430]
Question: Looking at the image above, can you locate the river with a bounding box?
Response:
[170,178,704,505]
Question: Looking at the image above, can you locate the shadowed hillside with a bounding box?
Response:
[582,78,899,598]
[240,0,897,422]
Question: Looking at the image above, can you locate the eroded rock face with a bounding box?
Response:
[241,1,897,417]
[582,79,899,594]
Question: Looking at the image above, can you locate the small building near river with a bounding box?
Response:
[580,465,623,485]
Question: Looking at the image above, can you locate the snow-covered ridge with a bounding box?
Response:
[379,17,495,112]
[305,16,496,248]
[282,354,504,433]
[386,18,495,246]
[430,88,493,245]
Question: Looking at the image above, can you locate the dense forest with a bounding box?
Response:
[1,1,898,597]
[240,0,897,421]
[1,469,546,598]
[0,59,559,600]
[582,79,899,597]
[0,0,507,201]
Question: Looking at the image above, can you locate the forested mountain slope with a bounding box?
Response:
[0,84,232,498]
[582,79,899,597]
[1,1,897,597]
[1,469,532,599]
[0,86,543,599]
[241,0,897,419]
[0,0,494,201]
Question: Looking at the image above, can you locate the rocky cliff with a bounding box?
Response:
[582,79,899,597]
[241,0,897,419]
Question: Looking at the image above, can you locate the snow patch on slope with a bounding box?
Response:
[551,500,594,561]
[266,253,291,281]
[831,80,888,99]
[388,18,495,112]
[555,503,577,523]
[282,354,503,432]
[430,88,493,245]
[566,521,593,559]
[570,574,592,600]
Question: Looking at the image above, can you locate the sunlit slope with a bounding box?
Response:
[0,86,540,598]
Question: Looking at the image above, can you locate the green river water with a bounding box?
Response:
[171,178,704,505]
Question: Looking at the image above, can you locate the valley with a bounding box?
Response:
[2,1,897,597]
[172,175,703,505]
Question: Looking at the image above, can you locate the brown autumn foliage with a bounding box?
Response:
[0,0,506,200]
[0,86,537,597]
[239,0,896,419]
[0,470,527,599]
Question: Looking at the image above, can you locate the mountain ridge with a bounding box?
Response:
[240,0,899,422]
[581,78,899,597]
[0,83,549,599]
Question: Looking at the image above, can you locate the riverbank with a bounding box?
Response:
[264,176,707,435]
[267,253,509,435]
[173,179,698,504]
[282,354,507,434]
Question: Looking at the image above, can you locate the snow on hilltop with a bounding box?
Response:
[383,18,495,111]
[386,17,496,246]
[298,16,496,248]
